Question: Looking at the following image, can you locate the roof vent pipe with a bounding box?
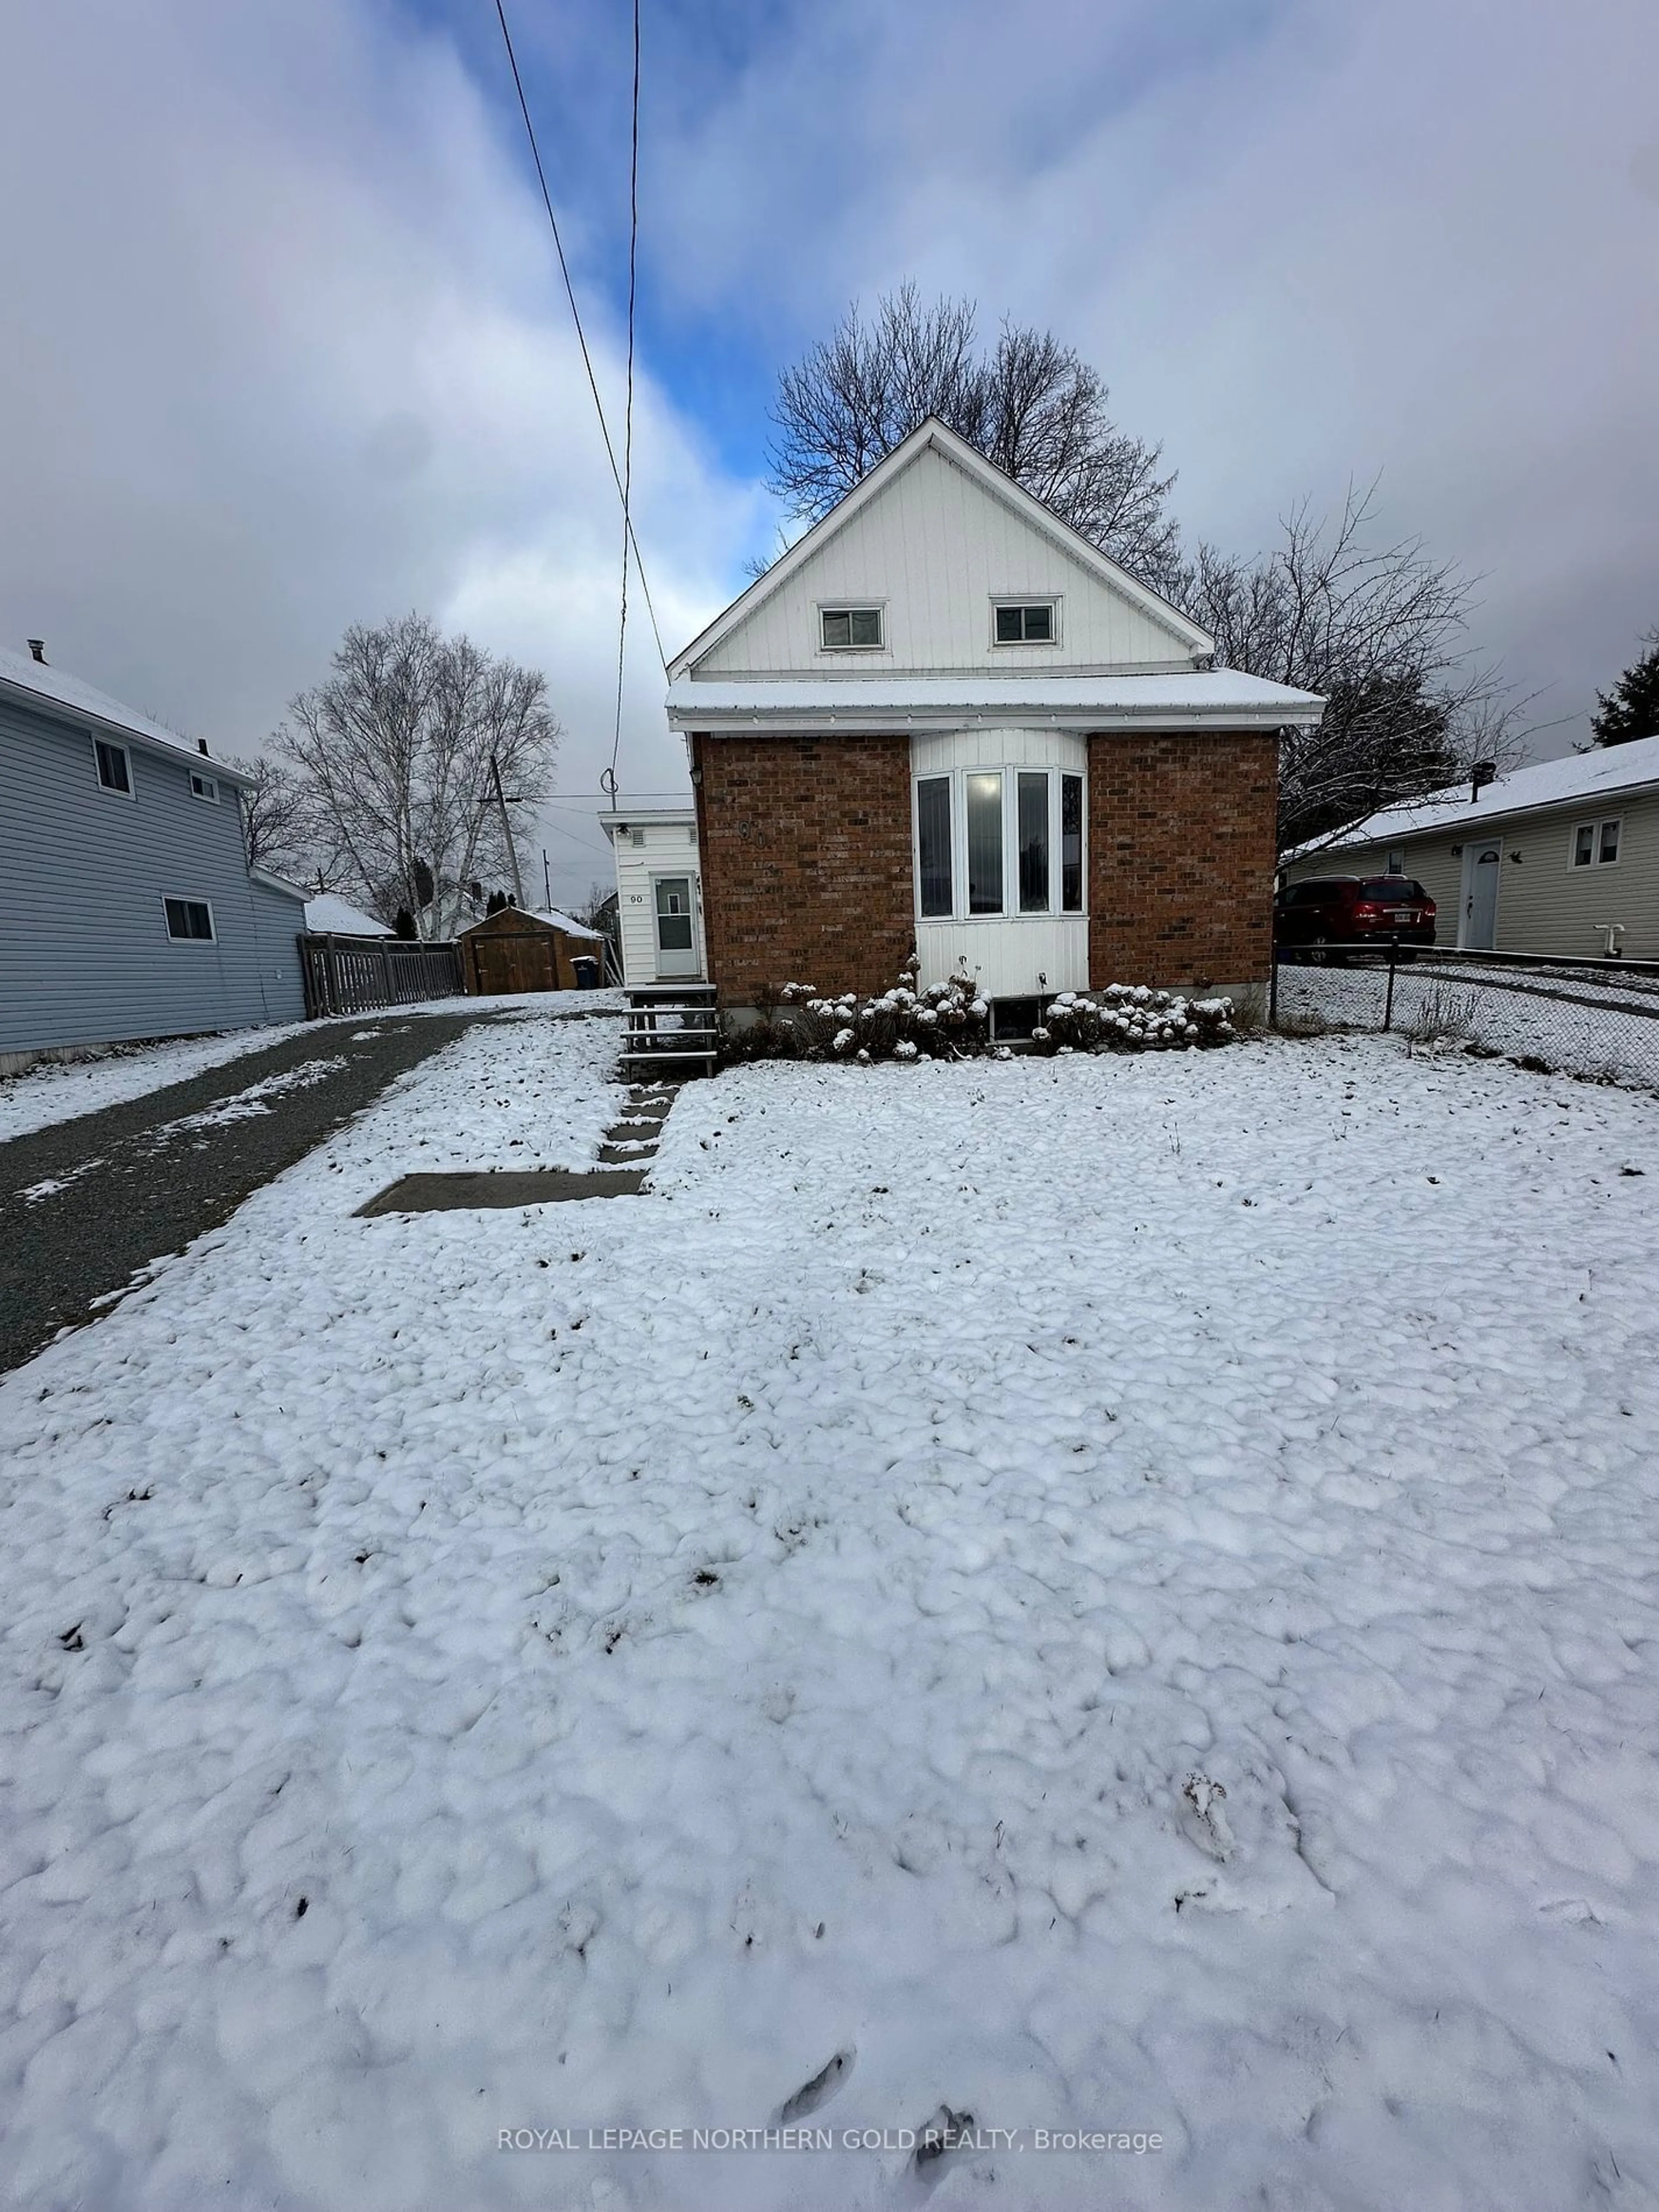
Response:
[1470,760,1496,802]
[26,639,45,663]
[197,739,210,756]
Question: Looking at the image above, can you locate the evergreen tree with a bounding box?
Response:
[1591,631,1659,747]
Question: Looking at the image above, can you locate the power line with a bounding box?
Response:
[605,0,642,806]
[490,0,667,683]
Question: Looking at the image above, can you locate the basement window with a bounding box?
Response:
[94,737,133,796]
[994,601,1056,645]
[820,606,883,651]
[163,896,216,942]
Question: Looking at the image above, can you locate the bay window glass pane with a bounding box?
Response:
[966,772,1003,914]
[1061,774,1084,911]
[1600,819,1620,864]
[916,777,953,917]
[1018,771,1050,912]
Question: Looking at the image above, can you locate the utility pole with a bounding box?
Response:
[489,751,525,909]
[542,848,552,909]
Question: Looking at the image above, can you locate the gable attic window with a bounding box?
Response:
[993,601,1055,645]
[93,737,133,796]
[189,770,219,803]
[820,606,883,651]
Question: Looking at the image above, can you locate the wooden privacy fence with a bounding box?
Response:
[298,933,465,1018]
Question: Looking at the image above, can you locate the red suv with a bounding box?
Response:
[1275,875,1437,960]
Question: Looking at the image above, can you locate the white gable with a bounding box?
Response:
[675,422,1209,682]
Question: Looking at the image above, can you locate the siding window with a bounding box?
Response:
[163,897,216,942]
[1060,774,1084,912]
[820,606,883,650]
[994,601,1055,645]
[916,777,953,917]
[1386,847,1405,874]
[1571,817,1621,867]
[94,737,133,795]
[189,770,219,803]
[1017,772,1050,912]
[966,773,1004,914]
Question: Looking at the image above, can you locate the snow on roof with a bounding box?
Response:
[0,647,252,782]
[458,905,604,940]
[1314,734,1659,852]
[667,668,1323,731]
[304,893,391,936]
[534,907,604,940]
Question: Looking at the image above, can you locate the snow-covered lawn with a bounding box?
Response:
[3,1029,1658,2211]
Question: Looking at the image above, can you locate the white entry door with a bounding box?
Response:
[1464,842,1502,949]
[652,876,699,978]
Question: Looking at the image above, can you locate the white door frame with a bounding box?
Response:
[649,870,702,979]
[1458,838,1503,950]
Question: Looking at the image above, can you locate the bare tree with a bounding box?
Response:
[1170,486,1522,852]
[227,753,317,881]
[767,284,1181,591]
[275,615,560,937]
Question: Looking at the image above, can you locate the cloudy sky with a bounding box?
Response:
[3,0,1655,903]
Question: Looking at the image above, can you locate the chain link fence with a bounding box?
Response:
[1271,942,1659,1091]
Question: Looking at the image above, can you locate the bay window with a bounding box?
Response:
[912,763,1087,921]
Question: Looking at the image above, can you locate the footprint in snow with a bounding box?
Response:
[776,2046,855,2124]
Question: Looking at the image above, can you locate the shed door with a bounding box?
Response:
[1465,843,1501,950]
[653,877,698,978]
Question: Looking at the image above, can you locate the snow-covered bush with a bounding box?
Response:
[722,965,1236,1064]
[770,957,992,1062]
[1032,985,1236,1054]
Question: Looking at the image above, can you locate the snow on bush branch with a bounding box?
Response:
[727,957,1235,1063]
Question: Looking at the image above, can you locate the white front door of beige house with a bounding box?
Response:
[652,875,699,978]
[1463,841,1502,950]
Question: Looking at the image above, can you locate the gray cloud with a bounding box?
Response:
[652,0,1659,753]
[0,0,758,905]
[3,0,1653,939]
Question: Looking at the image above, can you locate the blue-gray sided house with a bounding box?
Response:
[0,645,307,1064]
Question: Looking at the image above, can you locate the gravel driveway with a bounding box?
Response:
[0,1014,483,1373]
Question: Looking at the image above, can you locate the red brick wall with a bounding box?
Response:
[1087,731,1279,988]
[693,732,915,1001]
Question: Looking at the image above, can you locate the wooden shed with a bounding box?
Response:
[460,906,604,995]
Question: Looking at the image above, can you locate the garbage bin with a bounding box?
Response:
[572,956,601,990]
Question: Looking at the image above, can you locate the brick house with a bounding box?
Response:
[667,418,1322,1020]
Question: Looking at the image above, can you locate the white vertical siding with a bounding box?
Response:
[609,818,704,985]
[696,444,1194,678]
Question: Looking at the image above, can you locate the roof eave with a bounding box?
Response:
[0,672,253,786]
[668,702,1318,736]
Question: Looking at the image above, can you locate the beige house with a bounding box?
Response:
[1284,735,1659,960]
